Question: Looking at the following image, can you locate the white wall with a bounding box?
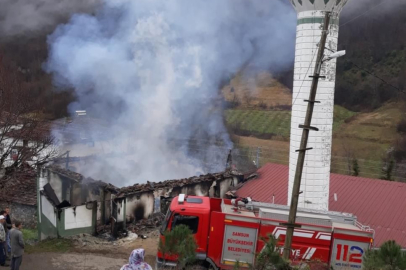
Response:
[64,205,93,230]
[289,9,346,211]
[41,195,56,227]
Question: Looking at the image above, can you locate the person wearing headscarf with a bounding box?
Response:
[120,248,152,270]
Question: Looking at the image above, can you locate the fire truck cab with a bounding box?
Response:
[157,195,374,270]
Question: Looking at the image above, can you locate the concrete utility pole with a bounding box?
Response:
[283,12,331,260]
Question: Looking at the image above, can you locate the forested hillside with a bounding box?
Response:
[1,0,405,173]
[336,0,406,111]
[1,0,405,118]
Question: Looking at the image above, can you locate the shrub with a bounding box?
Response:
[158,224,197,269]
[364,240,406,270]
[255,235,291,270]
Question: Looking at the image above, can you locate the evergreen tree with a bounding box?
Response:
[158,224,197,269]
[364,240,406,270]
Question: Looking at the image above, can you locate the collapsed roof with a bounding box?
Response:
[116,170,242,197]
[47,165,119,193]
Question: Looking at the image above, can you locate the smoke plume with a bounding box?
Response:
[0,0,101,38]
[46,0,296,186]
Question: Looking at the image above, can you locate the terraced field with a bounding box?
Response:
[225,105,357,139]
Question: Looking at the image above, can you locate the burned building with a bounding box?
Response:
[116,170,243,226]
[36,164,244,239]
[37,165,118,240]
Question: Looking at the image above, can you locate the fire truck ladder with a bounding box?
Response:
[355,220,376,239]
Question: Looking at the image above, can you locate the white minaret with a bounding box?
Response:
[288,0,349,211]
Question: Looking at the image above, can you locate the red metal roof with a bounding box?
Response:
[236,163,406,248]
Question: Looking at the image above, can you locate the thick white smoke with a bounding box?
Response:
[46,0,296,186]
[0,0,101,38]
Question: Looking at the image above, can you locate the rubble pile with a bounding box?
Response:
[127,213,165,236]
[67,233,113,247]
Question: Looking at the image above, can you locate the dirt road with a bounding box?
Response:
[0,232,159,270]
[13,252,157,270]
[16,253,127,270]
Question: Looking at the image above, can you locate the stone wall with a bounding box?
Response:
[0,202,37,228]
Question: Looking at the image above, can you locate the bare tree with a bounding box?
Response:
[0,53,59,171]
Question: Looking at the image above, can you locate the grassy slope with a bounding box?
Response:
[225,105,357,139]
[221,71,292,108]
[336,103,403,144]
[225,109,291,138]
[222,70,405,180]
[228,102,404,180]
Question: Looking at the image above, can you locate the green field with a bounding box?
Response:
[226,102,406,181]
[225,110,291,138]
[225,105,357,139]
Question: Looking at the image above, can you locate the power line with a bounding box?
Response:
[350,61,405,94]
[340,0,390,28]
[291,45,318,107]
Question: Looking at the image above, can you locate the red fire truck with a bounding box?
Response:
[157,195,374,270]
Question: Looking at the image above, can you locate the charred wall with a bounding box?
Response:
[122,176,240,224]
[125,192,154,223]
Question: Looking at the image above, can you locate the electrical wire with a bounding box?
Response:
[350,61,405,94]
[340,0,390,28]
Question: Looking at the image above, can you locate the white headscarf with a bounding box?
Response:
[120,248,153,270]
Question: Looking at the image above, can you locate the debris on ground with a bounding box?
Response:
[64,213,164,249]
[66,233,113,247]
[127,213,165,236]
[116,232,138,245]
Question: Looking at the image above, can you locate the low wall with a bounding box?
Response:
[58,203,96,237]
[39,194,57,240]
[38,193,97,240]
[0,202,37,229]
